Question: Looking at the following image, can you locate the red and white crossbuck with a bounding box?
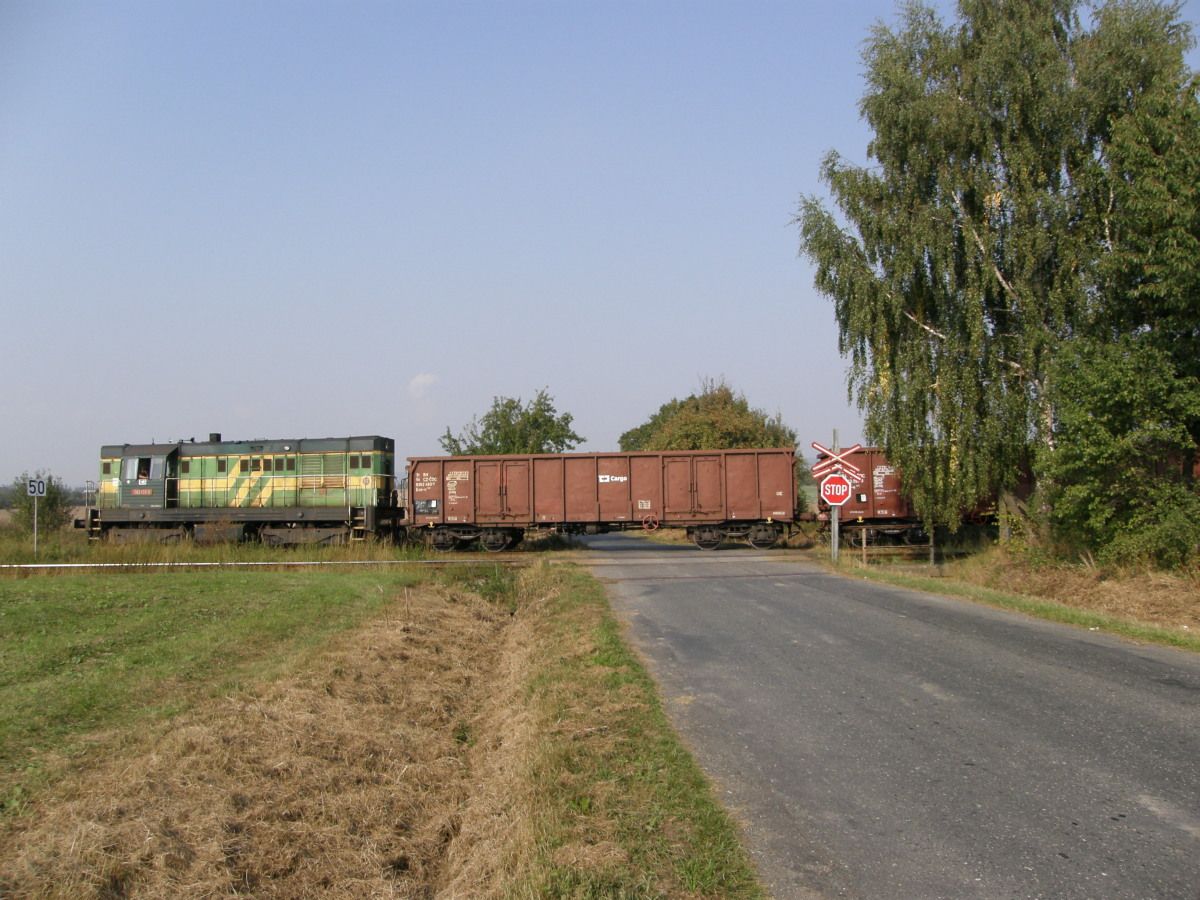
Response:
[810,441,865,485]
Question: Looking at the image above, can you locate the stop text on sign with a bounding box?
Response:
[820,473,853,507]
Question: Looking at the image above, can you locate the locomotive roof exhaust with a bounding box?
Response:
[209,433,221,442]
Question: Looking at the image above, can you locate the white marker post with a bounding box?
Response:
[27,476,46,558]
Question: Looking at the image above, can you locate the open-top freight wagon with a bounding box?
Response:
[813,446,928,546]
[78,434,403,544]
[406,448,797,550]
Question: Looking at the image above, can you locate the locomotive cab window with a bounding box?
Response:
[181,461,190,475]
[349,455,360,470]
[218,459,227,474]
[286,457,295,471]
[124,457,164,480]
[240,459,249,473]
[102,462,111,475]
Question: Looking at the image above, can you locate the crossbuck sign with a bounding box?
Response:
[810,442,865,484]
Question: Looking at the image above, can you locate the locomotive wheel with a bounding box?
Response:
[747,525,780,550]
[480,529,509,553]
[430,528,457,552]
[692,526,723,551]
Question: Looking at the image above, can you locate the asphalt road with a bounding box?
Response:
[581,534,1200,900]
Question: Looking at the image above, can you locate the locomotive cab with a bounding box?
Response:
[118,446,179,508]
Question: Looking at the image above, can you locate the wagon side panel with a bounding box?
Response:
[757,451,795,521]
[629,456,663,523]
[563,457,598,522]
[533,458,565,524]
[693,456,724,519]
[725,453,760,520]
[597,456,633,523]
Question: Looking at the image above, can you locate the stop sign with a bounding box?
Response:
[820,473,853,507]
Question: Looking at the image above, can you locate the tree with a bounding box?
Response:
[7,471,75,534]
[796,0,1197,530]
[1039,337,1200,566]
[619,379,796,451]
[440,389,584,455]
[1088,4,1200,448]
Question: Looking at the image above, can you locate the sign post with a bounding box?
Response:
[27,476,46,558]
[813,433,862,564]
[819,472,853,562]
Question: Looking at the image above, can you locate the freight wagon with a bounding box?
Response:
[814,447,927,545]
[78,434,402,544]
[406,448,796,550]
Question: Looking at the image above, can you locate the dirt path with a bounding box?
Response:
[0,583,528,898]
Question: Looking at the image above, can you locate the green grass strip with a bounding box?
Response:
[519,566,764,899]
[845,565,1200,653]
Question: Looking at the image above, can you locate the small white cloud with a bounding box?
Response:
[407,373,437,399]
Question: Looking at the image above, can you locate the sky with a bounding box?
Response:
[3,1,1199,486]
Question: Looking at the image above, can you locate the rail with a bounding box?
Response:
[0,558,530,572]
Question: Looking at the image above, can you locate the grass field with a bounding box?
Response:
[837,545,1200,652]
[0,558,762,897]
[0,568,423,817]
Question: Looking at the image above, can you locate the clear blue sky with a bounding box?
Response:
[2,1,1197,485]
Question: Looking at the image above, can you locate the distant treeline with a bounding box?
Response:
[0,483,89,509]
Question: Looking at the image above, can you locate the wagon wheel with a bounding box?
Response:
[692,526,723,551]
[480,530,509,553]
[641,515,660,531]
[747,525,780,550]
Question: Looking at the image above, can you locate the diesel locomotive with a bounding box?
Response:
[79,433,402,545]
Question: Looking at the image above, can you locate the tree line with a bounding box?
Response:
[796,0,1199,568]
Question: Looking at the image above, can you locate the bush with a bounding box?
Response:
[7,471,74,534]
[1100,487,1200,569]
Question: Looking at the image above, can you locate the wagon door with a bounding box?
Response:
[503,461,530,520]
[664,457,693,516]
[476,462,502,520]
[663,456,723,521]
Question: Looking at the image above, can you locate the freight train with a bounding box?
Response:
[77,434,797,550]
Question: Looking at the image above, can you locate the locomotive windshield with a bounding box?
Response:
[122,456,165,481]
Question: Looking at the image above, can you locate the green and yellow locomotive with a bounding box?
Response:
[82,433,401,544]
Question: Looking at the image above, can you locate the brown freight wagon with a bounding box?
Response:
[814,447,925,545]
[406,448,796,551]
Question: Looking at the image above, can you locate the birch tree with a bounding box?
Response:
[797,0,1196,528]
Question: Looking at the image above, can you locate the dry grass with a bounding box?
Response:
[0,564,761,898]
[0,582,509,898]
[934,548,1200,631]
